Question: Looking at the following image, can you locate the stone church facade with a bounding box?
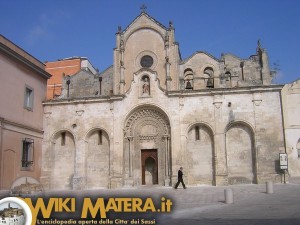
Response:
[41,12,286,190]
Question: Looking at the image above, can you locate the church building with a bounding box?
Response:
[41,11,286,190]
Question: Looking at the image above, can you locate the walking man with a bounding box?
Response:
[174,167,186,189]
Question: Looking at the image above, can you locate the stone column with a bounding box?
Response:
[120,41,125,94]
[120,64,125,94]
[165,32,172,91]
[166,62,172,91]
[163,135,171,186]
[252,93,262,183]
[127,136,133,177]
[124,136,134,187]
[119,36,125,94]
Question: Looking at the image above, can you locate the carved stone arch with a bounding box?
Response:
[186,123,215,186]
[123,105,171,187]
[225,121,257,185]
[135,118,163,142]
[125,107,170,136]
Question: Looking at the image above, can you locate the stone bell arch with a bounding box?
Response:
[123,105,171,187]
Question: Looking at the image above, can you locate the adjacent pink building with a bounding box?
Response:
[0,35,51,190]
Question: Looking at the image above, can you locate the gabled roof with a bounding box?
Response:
[69,69,95,79]
[180,51,221,64]
[222,52,249,61]
[122,12,167,34]
[100,65,113,75]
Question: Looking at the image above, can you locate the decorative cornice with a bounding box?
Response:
[167,85,284,97]
[1,117,43,137]
[43,95,125,106]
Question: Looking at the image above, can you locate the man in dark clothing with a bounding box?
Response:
[174,167,186,189]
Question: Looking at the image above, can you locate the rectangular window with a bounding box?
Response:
[22,138,34,168]
[61,132,66,146]
[24,86,34,110]
[98,130,103,145]
[195,126,200,140]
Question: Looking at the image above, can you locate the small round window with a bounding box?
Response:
[140,55,153,68]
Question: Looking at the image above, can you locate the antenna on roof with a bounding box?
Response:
[140,4,147,13]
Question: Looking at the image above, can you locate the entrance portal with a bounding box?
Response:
[124,106,171,186]
[141,149,158,185]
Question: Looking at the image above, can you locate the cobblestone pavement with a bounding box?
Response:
[1,183,300,225]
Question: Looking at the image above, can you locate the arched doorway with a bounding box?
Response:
[141,150,158,185]
[124,106,171,186]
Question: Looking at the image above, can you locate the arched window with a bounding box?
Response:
[225,71,231,81]
[184,68,194,90]
[225,71,232,87]
[195,126,200,140]
[98,130,103,145]
[61,132,66,146]
[204,67,214,88]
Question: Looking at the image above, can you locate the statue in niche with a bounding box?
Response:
[142,77,150,95]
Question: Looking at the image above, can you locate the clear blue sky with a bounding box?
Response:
[1,0,299,84]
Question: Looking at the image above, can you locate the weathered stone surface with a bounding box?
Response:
[41,12,289,190]
[282,79,300,182]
